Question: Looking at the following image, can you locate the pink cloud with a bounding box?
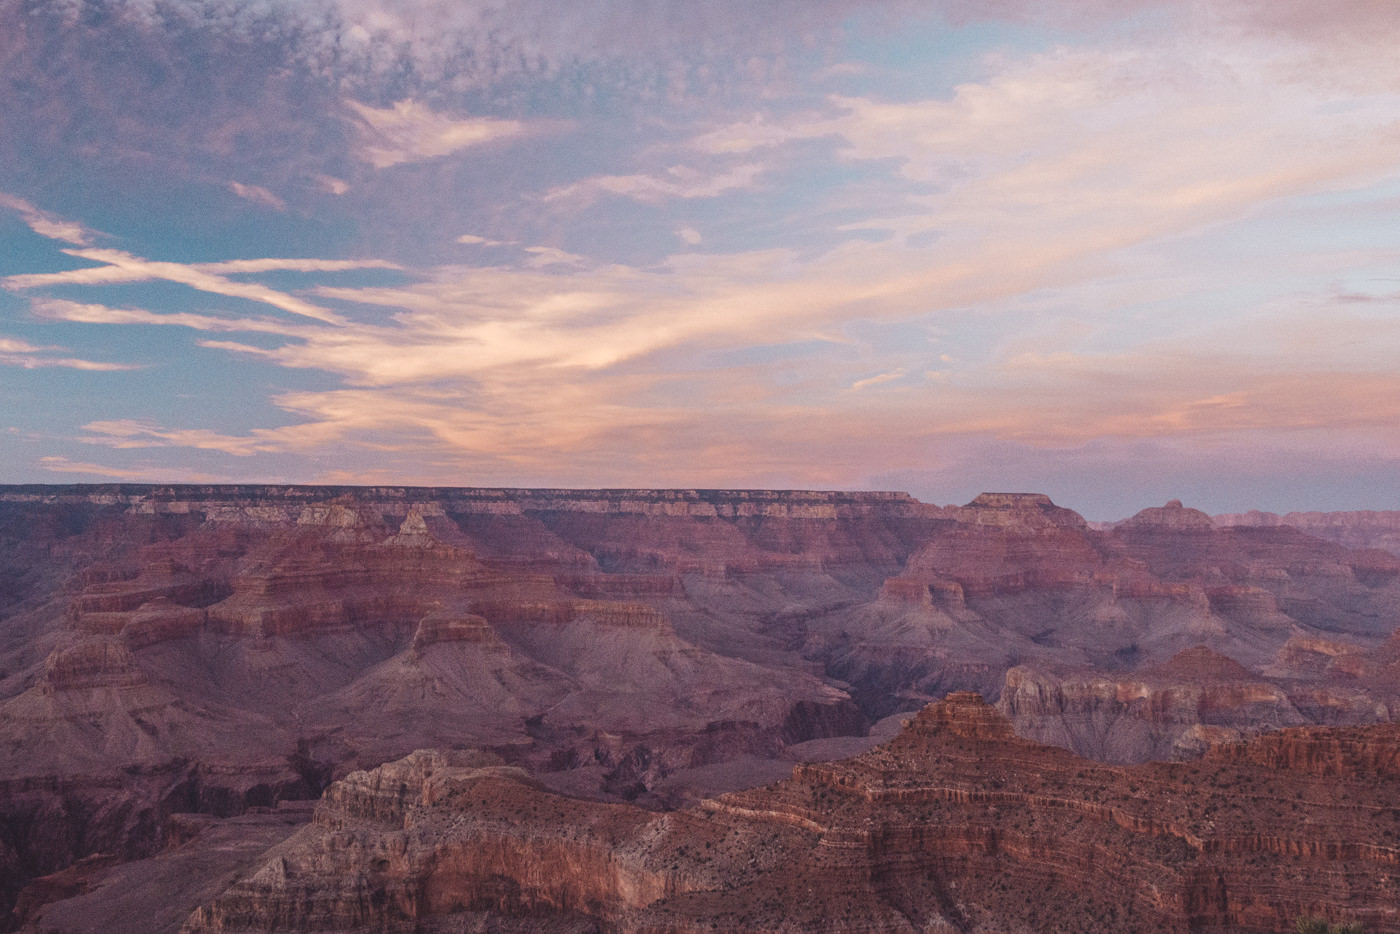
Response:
[347,99,526,169]
[78,419,325,457]
[0,193,99,246]
[37,456,219,482]
[0,335,140,371]
[11,1,1400,505]
[543,163,765,205]
[5,249,351,324]
[32,299,305,336]
[227,181,288,210]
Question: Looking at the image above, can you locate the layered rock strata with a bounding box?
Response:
[183,695,1400,934]
[5,486,1400,928]
[1217,508,1400,557]
[998,646,1318,762]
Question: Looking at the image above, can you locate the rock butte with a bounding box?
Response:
[2,486,1400,932]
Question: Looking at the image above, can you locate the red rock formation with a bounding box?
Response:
[1121,499,1215,531]
[1218,508,1400,557]
[999,646,1316,762]
[6,485,1400,929]
[182,695,1400,934]
[41,638,149,692]
[408,609,498,649]
[1205,720,1400,779]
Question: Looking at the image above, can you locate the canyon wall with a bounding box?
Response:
[5,486,1400,930]
[182,694,1400,934]
[1217,508,1400,556]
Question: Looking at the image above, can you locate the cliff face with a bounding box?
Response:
[1217,508,1400,557]
[182,695,1400,934]
[811,494,1400,727]
[997,646,1320,762]
[6,486,1400,930]
[3,487,924,926]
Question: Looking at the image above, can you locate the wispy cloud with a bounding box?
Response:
[348,99,526,169]
[690,117,804,155]
[228,181,287,210]
[522,246,586,268]
[544,163,765,204]
[966,0,1400,67]
[931,356,1400,448]
[37,455,220,482]
[312,0,886,93]
[31,299,304,337]
[0,193,100,246]
[315,174,351,195]
[850,368,905,391]
[80,420,285,456]
[0,336,140,371]
[8,0,1400,508]
[0,0,878,219]
[18,18,1400,477]
[3,249,405,325]
[197,258,400,274]
[5,249,344,323]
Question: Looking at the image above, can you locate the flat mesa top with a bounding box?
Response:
[966,492,1056,508]
[0,486,1077,521]
[0,484,929,505]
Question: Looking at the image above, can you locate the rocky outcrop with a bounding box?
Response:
[1205,720,1400,779]
[1203,585,1296,630]
[1274,635,1368,677]
[998,647,1315,762]
[409,610,499,649]
[182,695,1400,934]
[953,492,1088,529]
[1121,499,1215,531]
[41,638,148,692]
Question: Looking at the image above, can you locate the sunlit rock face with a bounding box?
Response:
[183,695,1400,934]
[5,485,1400,930]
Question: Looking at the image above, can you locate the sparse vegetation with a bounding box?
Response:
[1295,916,1363,934]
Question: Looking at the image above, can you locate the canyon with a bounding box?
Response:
[2,485,1399,931]
[183,693,1400,934]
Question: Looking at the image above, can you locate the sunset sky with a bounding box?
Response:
[2,0,1399,519]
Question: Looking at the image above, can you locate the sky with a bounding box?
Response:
[2,0,1400,520]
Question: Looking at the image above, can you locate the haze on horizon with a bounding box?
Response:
[1,0,1398,522]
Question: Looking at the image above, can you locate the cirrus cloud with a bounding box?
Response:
[0,335,141,372]
[348,99,527,169]
[7,2,1400,514]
